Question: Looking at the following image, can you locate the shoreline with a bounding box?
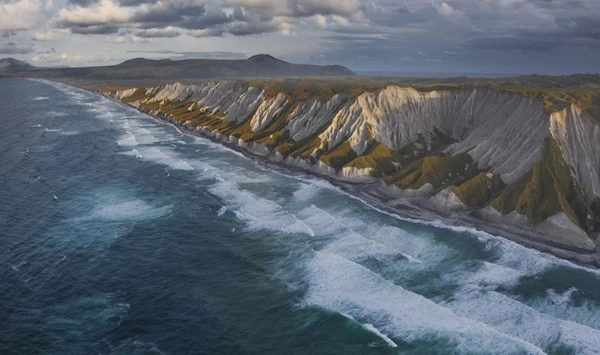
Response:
[51,78,600,269]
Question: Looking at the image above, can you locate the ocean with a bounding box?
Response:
[2,78,600,355]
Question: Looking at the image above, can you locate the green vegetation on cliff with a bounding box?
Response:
[383,153,480,190]
[452,173,506,208]
[491,138,597,235]
[101,75,600,238]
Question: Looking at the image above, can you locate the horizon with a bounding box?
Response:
[1,1,599,75]
[2,54,599,78]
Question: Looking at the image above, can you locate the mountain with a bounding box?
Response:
[0,54,355,81]
[103,78,600,261]
[0,58,35,72]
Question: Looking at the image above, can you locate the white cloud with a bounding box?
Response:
[312,14,327,28]
[134,27,181,38]
[30,52,110,63]
[32,30,58,41]
[224,0,362,17]
[113,35,126,43]
[188,28,225,38]
[435,2,456,17]
[54,0,133,27]
[131,35,152,43]
[0,0,45,31]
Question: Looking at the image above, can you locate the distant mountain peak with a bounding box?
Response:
[0,57,28,65]
[120,57,172,65]
[0,57,35,71]
[1,54,355,79]
[247,54,287,64]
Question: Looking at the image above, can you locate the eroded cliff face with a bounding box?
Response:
[102,81,600,250]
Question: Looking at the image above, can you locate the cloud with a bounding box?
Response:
[32,30,58,41]
[394,4,410,14]
[53,0,210,34]
[133,27,180,38]
[112,35,126,43]
[0,40,34,54]
[126,49,248,60]
[224,0,362,17]
[0,0,45,31]
[30,52,110,63]
[50,0,363,38]
[4,0,598,74]
[131,35,151,43]
[188,27,224,38]
[432,1,473,30]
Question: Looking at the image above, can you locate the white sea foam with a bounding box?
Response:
[362,324,398,348]
[47,111,69,117]
[292,183,321,201]
[33,96,49,100]
[122,147,193,171]
[302,252,545,354]
[443,286,600,354]
[209,179,315,236]
[526,293,600,331]
[78,199,171,222]
[547,287,578,305]
[296,205,421,263]
[117,132,139,146]
[217,206,227,217]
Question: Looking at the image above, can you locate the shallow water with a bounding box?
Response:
[2,78,600,354]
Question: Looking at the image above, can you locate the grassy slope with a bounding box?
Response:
[491,138,597,235]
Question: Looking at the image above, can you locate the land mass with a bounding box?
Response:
[4,54,600,266]
[0,55,355,83]
[99,77,600,267]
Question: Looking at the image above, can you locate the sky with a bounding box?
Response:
[0,0,599,74]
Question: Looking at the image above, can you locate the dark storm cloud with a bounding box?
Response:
[66,24,122,35]
[133,28,180,38]
[177,9,233,30]
[53,0,363,38]
[66,0,99,6]
[67,0,157,5]
[306,0,600,74]
[118,0,160,6]
[0,41,34,54]
[46,0,600,74]
[55,0,218,36]
[126,49,247,59]
[131,2,206,24]
[394,5,410,14]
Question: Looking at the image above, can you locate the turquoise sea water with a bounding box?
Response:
[2,78,600,354]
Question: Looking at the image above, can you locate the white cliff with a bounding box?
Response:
[251,92,288,132]
[285,95,347,141]
[106,81,600,249]
[550,105,600,204]
[318,87,548,183]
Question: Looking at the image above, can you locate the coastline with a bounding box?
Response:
[47,78,600,269]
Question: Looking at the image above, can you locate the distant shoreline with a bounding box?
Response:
[41,78,600,269]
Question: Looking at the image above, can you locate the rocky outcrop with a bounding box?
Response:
[102,80,600,252]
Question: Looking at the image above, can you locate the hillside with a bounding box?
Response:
[102,78,600,255]
[0,58,35,72]
[0,54,355,82]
